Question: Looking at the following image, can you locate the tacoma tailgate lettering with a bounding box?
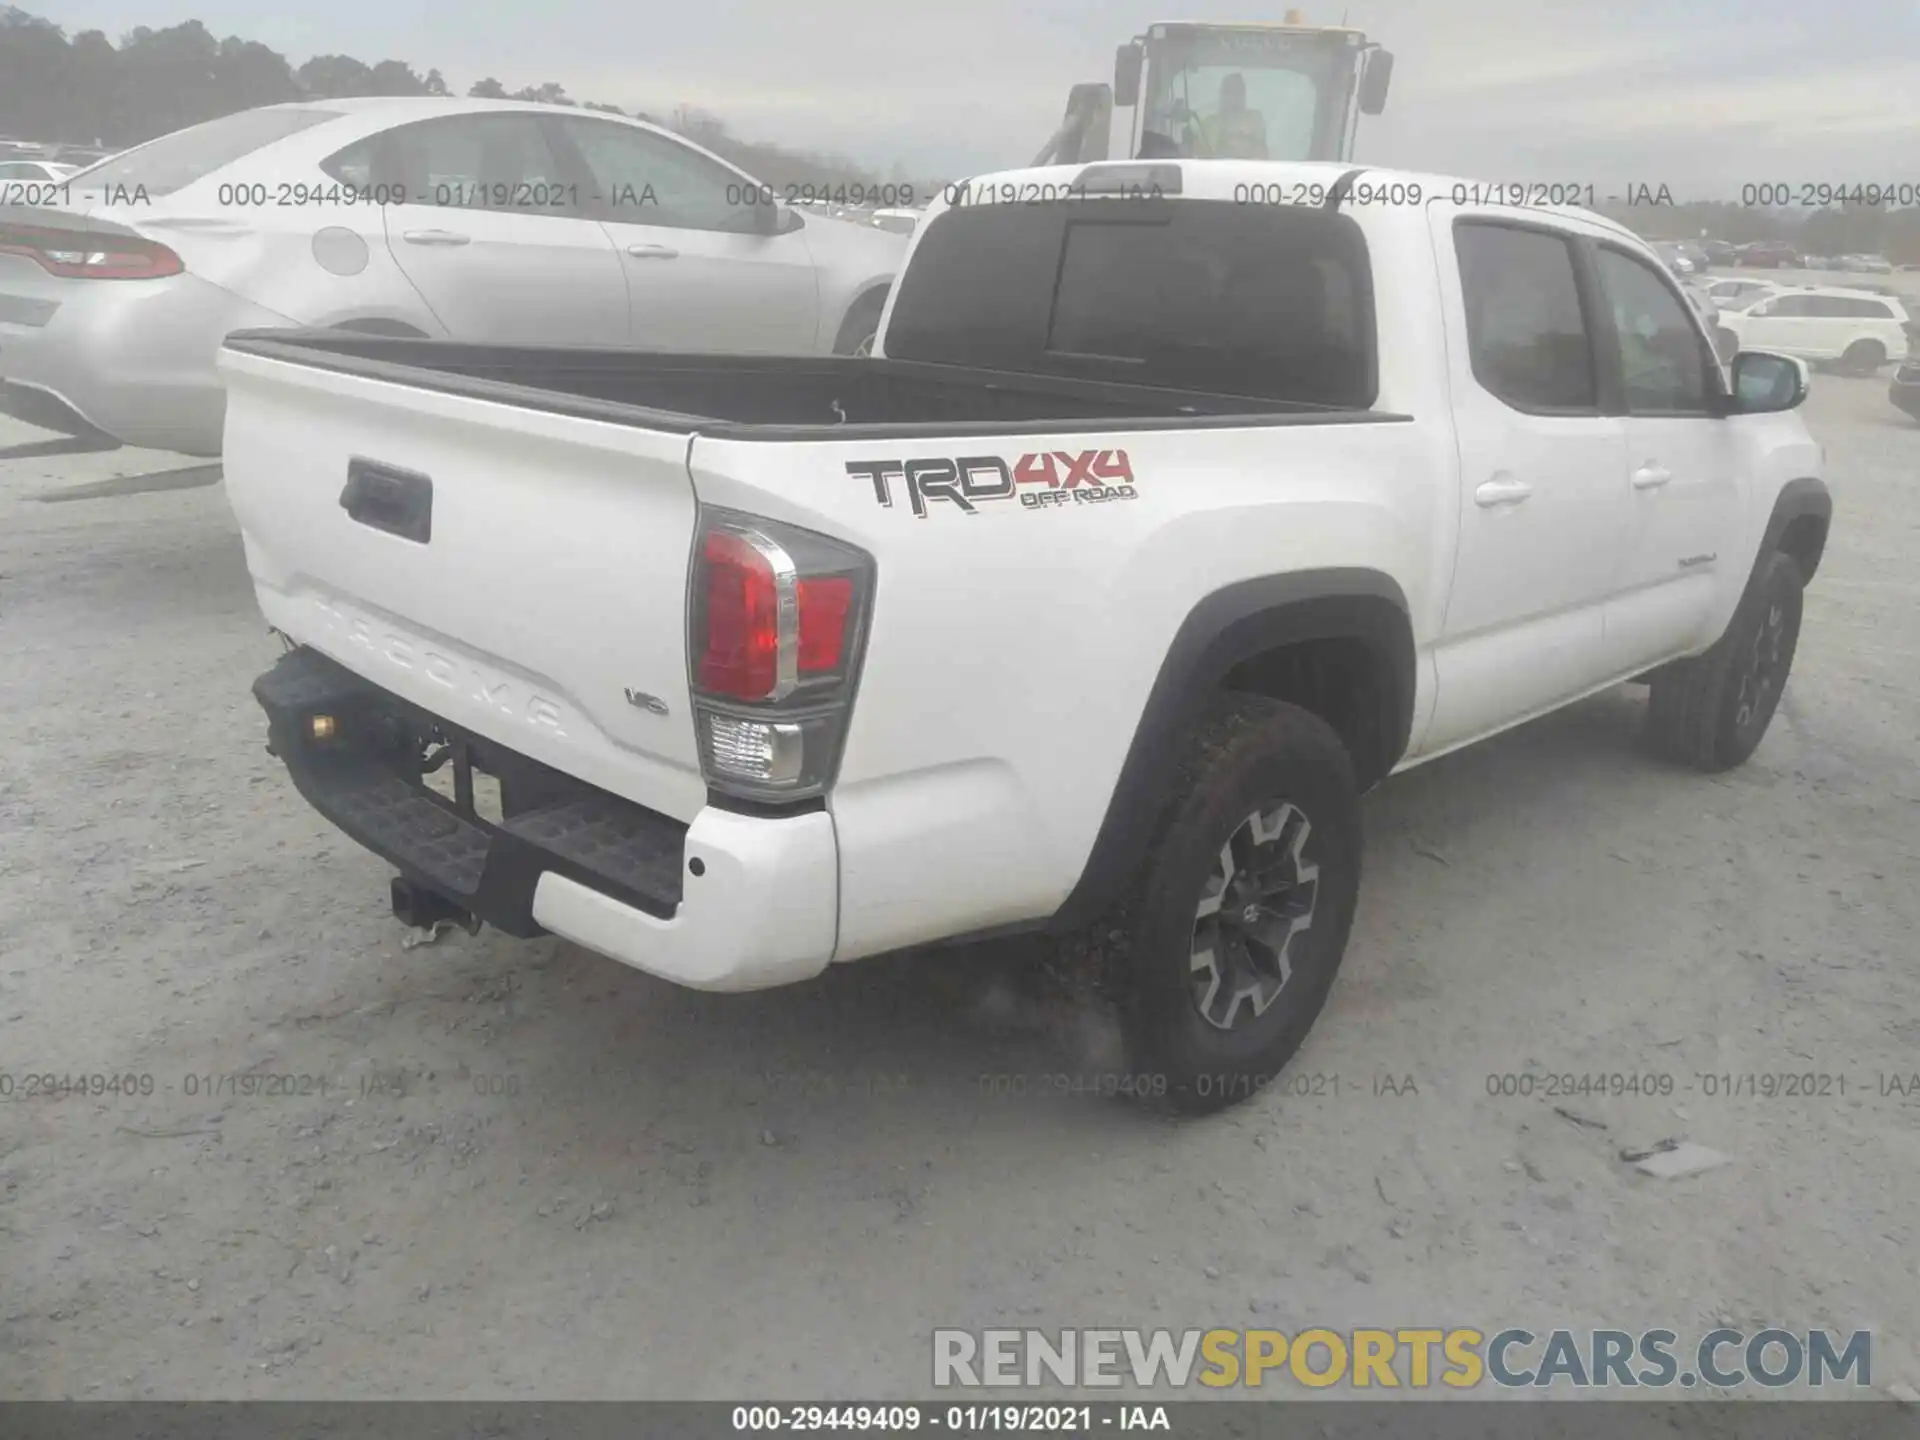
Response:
[310,594,570,739]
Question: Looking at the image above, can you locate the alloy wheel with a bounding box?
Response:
[1189,803,1320,1031]
[1733,599,1790,734]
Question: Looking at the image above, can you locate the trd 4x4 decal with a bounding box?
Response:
[846,449,1137,518]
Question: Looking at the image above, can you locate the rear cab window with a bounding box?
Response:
[74,108,340,197]
[884,196,1376,408]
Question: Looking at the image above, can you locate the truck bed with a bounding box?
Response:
[220,330,1395,441]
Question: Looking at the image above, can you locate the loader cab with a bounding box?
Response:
[1110,20,1391,165]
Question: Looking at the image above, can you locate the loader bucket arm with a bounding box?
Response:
[1033,83,1113,167]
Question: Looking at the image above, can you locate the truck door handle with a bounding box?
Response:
[402,229,471,246]
[1474,477,1533,507]
[624,244,679,260]
[1632,464,1673,489]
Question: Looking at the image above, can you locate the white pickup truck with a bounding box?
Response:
[221,160,1831,1113]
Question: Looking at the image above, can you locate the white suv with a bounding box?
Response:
[1720,285,1910,374]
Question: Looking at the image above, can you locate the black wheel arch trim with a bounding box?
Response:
[1047,568,1415,932]
[1760,476,1831,582]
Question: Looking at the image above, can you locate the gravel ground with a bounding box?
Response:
[1,376,1916,1402]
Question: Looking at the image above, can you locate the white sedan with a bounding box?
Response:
[0,99,907,456]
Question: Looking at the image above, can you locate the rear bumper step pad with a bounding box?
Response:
[253,646,687,936]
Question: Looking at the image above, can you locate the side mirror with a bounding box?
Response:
[1358,49,1394,115]
[1725,351,1808,414]
[1113,43,1143,108]
[750,200,803,237]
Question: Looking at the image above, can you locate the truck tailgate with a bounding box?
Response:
[218,344,708,823]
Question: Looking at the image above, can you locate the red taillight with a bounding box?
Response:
[689,511,872,800]
[0,224,183,280]
[696,529,781,700]
[695,529,861,701]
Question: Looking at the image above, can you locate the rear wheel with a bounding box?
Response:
[832,292,887,356]
[1646,551,1804,771]
[1111,695,1362,1115]
[1839,339,1886,376]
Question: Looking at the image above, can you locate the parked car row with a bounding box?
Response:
[1803,253,1894,274]
[0,139,115,168]
[1651,239,1709,275]
[0,99,909,456]
[1652,239,1899,275]
[786,199,925,236]
[1734,240,1804,269]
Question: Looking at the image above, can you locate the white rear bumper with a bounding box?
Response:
[532,805,839,992]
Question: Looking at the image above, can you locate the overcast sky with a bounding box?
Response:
[34,0,1920,191]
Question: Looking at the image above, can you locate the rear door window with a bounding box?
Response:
[75,108,340,197]
[884,198,1375,407]
[1839,297,1893,318]
[1453,221,1597,412]
[327,115,581,216]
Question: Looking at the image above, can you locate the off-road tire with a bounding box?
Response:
[1112,694,1362,1116]
[1840,339,1886,377]
[832,292,887,356]
[1646,550,1805,772]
